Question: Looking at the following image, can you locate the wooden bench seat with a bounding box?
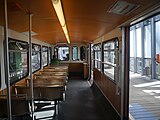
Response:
[0,94,30,117]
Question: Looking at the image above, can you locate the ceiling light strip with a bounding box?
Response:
[51,0,70,43]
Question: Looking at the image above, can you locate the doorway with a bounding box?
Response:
[129,15,160,120]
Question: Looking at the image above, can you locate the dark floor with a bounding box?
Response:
[0,79,120,120]
[57,79,106,120]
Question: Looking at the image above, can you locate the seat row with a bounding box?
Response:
[0,65,68,119]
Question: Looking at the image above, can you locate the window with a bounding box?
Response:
[42,46,48,66]
[9,39,28,83]
[57,46,69,61]
[93,44,101,71]
[32,44,41,72]
[48,47,52,64]
[103,39,119,81]
[80,46,86,61]
[72,46,78,60]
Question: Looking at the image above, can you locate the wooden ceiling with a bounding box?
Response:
[2,0,160,44]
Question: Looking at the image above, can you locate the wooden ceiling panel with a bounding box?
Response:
[3,0,160,44]
[32,18,61,34]
[33,31,66,44]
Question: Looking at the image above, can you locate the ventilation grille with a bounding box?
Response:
[22,31,37,36]
[108,1,139,15]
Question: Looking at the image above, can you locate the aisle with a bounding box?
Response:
[57,79,105,120]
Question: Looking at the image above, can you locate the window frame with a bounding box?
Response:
[8,38,29,84]
[102,38,119,82]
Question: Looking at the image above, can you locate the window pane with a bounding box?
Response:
[144,24,151,75]
[9,40,28,82]
[72,46,78,60]
[93,44,101,70]
[42,46,48,66]
[103,39,118,81]
[32,44,41,72]
[104,51,115,65]
[130,30,134,57]
[104,64,114,80]
[144,25,151,58]
[57,46,69,61]
[104,42,115,50]
[130,29,134,72]
[80,46,86,61]
[136,27,142,73]
[136,27,142,57]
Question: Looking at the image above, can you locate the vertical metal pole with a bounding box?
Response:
[3,0,12,119]
[121,26,130,120]
[28,12,34,119]
[151,17,156,79]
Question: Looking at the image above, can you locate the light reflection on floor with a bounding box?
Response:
[129,73,160,120]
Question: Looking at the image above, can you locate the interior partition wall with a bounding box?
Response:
[129,14,160,79]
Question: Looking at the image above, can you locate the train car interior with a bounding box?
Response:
[0,0,160,120]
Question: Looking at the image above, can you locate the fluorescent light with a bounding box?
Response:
[62,25,68,35]
[51,0,70,43]
[65,34,70,43]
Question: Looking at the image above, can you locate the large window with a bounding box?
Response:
[57,46,69,61]
[93,44,101,71]
[42,46,48,67]
[103,39,119,81]
[9,39,28,83]
[72,46,78,61]
[32,44,41,72]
